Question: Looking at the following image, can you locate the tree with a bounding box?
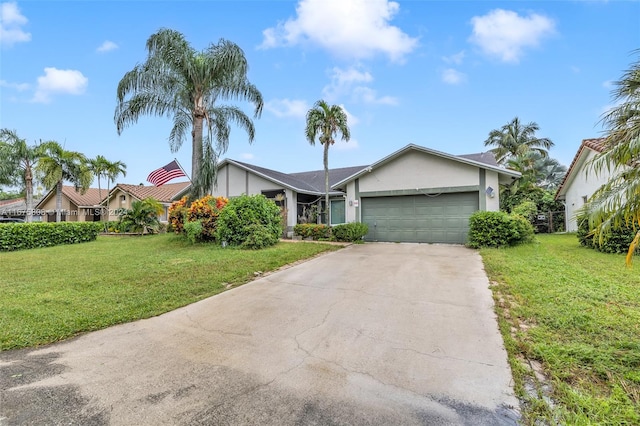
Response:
[119,197,163,234]
[0,129,41,222]
[37,141,92,222]
[484,117,554,165]
[114,28,263,198]
[585,50,640,265]
[305,100,350,225]
[89,155,126,225]
[506,151,567,191]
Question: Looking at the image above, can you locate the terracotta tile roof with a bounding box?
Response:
[555,138,606,199]
[0,198,24,207]
[114,181,191,203]
[62,186,109,207]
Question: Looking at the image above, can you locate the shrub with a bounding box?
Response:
[241,223,279,249]
[168,196,189,234]
[293,223,331,240]
[467,211,534,248]
[577,214,639,254]
[187,195,228,241]
[332,222,369,242]
[512,200,538,223]
[510,213,535,244]
[184,220,203,244]
[119,197,163,234]
[0,222,103,252]
[216,194,282,248]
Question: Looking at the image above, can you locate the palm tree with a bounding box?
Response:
[586,50,640,265]
[119,197,163,234]
[506,151,567,191]
[89,155,126,224]
[0,129,41,222]
[305,100,350,225]
[37,141,92,222]
[484,117,554,165]
[114,28,263,198]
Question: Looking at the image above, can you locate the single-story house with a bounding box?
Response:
[214,144,520,244]
[555,138,613,232]
[0,198,36,221]
[36,186,109,222]
[104,181,191,222]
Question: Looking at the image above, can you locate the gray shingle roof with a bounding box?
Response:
[458,152,499,167]
[227,148,512,195]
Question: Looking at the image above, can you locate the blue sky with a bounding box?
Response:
[1,0,639,187]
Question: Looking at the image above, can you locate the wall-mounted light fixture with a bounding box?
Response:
[485,186,495,198]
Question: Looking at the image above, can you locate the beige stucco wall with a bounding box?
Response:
[105,188,137,221]
[358,151,479,193]
[485,170,500,211]
[213,163,296,228]
[38,193,93,222]
[563,150,615,232]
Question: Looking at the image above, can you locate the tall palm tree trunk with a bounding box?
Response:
[55,180,63,222]
[324,141,330,225]
[192,114,204,194]
[25,168,33,223]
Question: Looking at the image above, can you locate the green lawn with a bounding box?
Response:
[481,234,640,425]
[0,234,341,351]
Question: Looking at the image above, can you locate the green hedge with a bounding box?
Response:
[293,223,331,240]
[577,215,640,254]
[0,222,103,252]
[467,211,534,249]
[332,223,369,242]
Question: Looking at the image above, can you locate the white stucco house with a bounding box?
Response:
[214,144,520,244]
[555,138,612,232]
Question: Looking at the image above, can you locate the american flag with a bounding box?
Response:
[147,160,187,186]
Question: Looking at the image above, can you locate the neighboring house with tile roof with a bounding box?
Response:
[215,144,520,244]
[555,138,612,232]
[104,181,191,222]
[36,186,109,222]
[0,197,43,221]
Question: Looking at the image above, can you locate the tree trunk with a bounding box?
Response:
[192,114,204,197]
[324,141,330,226]
[55,180,62,222]
[25,166,33,223]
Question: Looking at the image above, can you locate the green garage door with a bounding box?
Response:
[361,192,479,244]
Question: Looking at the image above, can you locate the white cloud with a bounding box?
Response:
[32,67,88,103]
[0,79,29,91]
[323,66,397,105]
[442,68,467,85]
[333,137,359,151]
[322,67,373,101]
[352,86,398,105]
[0,1,31,47]
[259,0,418,62]
[240,153,255,160]
[469,9,555,63]
[264,98,309,118]
[443,50,465,65]
[97,40,118,53]
[339,104,359,126]
[602,80,614,89]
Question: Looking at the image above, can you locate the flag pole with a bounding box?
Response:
[174,158,192,183]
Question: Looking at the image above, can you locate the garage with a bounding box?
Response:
[361,192,479,244]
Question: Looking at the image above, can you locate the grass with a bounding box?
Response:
[0,234,341,351]
[480,233,640,425]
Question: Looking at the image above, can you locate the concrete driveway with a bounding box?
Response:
[0,243,519,425]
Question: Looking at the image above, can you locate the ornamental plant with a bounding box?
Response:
[187,195,228,241]
[168,196,188,234]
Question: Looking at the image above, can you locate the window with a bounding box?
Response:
[330,199,345,225]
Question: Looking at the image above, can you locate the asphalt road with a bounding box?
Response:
[0,243,519,425]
